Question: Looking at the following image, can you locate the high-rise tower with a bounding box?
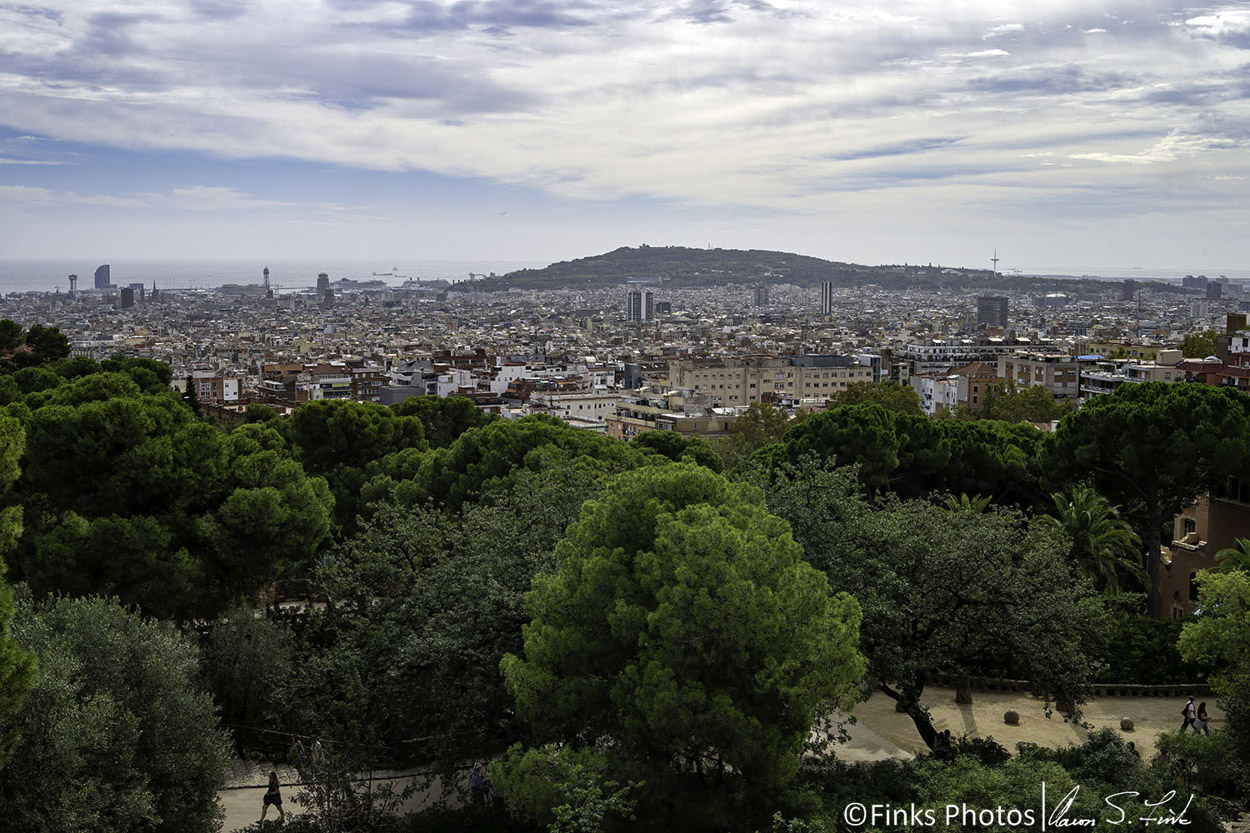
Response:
[820,281,834,315]
[626,288,654,322]
[94,264,112,289]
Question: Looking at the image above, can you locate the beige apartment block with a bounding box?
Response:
[667,355,871,407]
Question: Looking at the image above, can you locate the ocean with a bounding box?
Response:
[0,259,548,294]
[0,259,1246,295]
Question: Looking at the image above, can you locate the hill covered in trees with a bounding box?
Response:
[453,245,1125,294]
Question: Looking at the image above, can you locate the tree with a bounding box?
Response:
[392,395,494,448]
[405,414,637,510]
[11,384,333,620]
[1039,483,1146,595]
[1216,537,1250,573]
[0,323,70,372]
[500,464,864,829]
[0,415,34,771]
[742,461,1104,750]
[1045,383,1250,617]
[752,403,1043,505]
[0,593,230,833]
[827,381,922,415]
[183,375,203,417]
[985,384,1073,423]
[1179,571,1250,793]
[630,430,722,472]
[1181,331,1221,359]
[294,464,607,779]
[277,399,428,528]
[719,401,792,470]
[197,607,293,757]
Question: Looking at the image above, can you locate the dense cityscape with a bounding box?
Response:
[5,0,1250,831]
[0,249,1249,832]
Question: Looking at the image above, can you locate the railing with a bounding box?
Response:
[927,673,1212,697]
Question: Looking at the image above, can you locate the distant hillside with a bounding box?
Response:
[450,246,1125,294]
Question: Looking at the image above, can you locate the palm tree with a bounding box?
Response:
[1041,483,1146,595]
[1216,537,1250,573]
[942,493,993,513]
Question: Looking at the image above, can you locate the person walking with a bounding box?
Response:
[260,771,285,825]
[1196,702,1210,735]
[288,736,306,768]
[1181,697,1197,733]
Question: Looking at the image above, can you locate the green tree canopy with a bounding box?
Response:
[629,429,723,472]
[1181,331,1221,359]
[1040,482,1145,595]
[0,321,70,373]
[1045,382,1250,616]
[399,414,638,510]
[742,461,1104,750]
[9,382,332,619]
[718,401,794,470]
[985,384,1073,423]
[827,381,923,415]
[0,414,34,771]
[391,394,494,448]
[285,464,604,779]
[1179,571,1250,791]
[752,403,1042,504]
[0,593,230,833]
[500,463,864,829]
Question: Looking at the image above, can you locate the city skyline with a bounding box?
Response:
[2,1,1249,269]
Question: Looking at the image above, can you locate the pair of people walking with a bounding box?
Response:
[1181,696,1210,735]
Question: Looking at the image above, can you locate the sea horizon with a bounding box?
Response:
[1,258,1247,295]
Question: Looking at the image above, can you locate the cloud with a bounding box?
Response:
[0,183,363,213]
[0,0,1248,223]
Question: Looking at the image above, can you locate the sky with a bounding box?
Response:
[1,0,1249,272]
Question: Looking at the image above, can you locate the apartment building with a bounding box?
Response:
[667,354,872,407]
[997,351,1082,399]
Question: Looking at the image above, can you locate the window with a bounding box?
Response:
[1183,518,1196,535]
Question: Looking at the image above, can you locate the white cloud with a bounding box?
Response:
[0,0,1247,222]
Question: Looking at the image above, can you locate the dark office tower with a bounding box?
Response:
[316,271,330,299]
[120,287,134,309]
[1207,282,1223,300]
[94,264,111,289]
[754,285,769,307]
[977,295,1009,328]
[1122,279,1136,301]
[820,281,834,315]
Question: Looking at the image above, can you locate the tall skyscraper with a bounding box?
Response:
[820,281,834,315]
[754,285,769,307]
[94,264,111,289]
[626,288,654,322]
[1122,279,1136,301]
[977,295,1009,328]
[119,287,134,309]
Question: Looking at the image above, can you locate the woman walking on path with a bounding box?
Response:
[1196,702,1211,735]
[260,770,285,825]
